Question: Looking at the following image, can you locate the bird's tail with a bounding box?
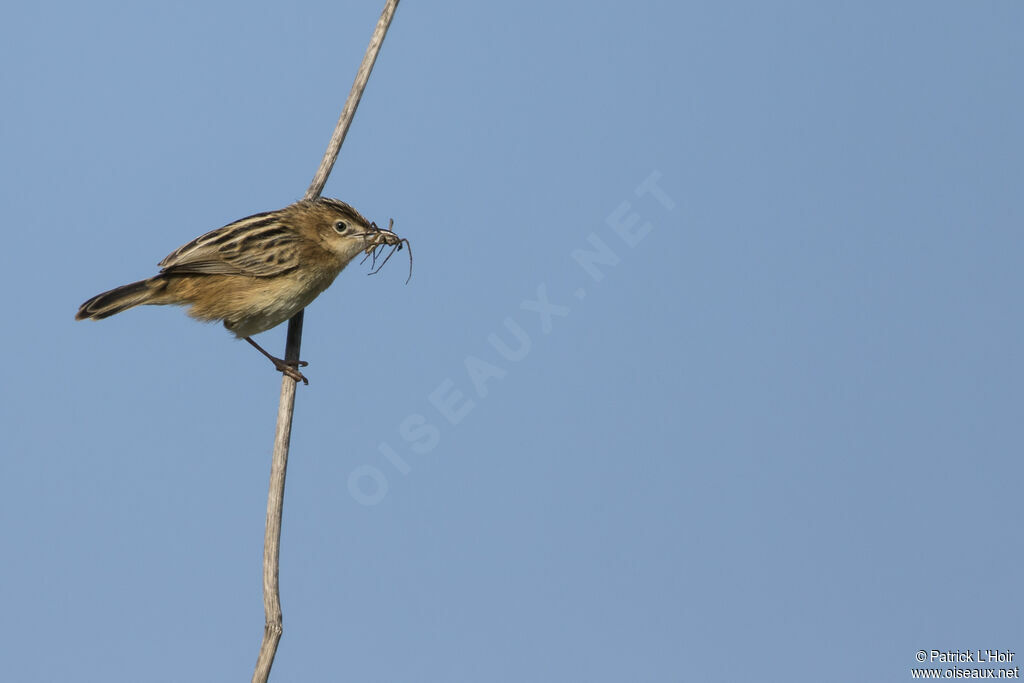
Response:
[75,276,168,321]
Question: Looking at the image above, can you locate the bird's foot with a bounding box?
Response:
[271,357,309,385]
[244,336,310,385]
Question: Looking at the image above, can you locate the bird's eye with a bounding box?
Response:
[333,221,349,234]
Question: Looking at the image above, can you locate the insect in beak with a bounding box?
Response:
[361,218,413,283]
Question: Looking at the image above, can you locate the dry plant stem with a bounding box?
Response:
[252,312,303,683]
[305,0,402,201]
[252,2,401,682]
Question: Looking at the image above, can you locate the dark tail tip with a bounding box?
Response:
[76,278,157,321]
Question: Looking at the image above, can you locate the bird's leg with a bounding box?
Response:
[244,336,309,385]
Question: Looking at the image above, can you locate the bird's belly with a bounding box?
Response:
[190,267,342,338]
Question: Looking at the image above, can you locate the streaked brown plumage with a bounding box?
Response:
[76,197,406,383]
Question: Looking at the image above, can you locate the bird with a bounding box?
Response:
[76,197,408,384]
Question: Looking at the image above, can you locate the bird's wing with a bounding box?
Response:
[158,212,302,277]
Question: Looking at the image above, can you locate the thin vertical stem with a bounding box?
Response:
[252,2,401,682]
[305,0,402,202]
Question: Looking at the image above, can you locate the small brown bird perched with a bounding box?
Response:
[76,197,409,384]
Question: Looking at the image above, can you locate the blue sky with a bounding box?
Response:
[2,2,1022,681]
